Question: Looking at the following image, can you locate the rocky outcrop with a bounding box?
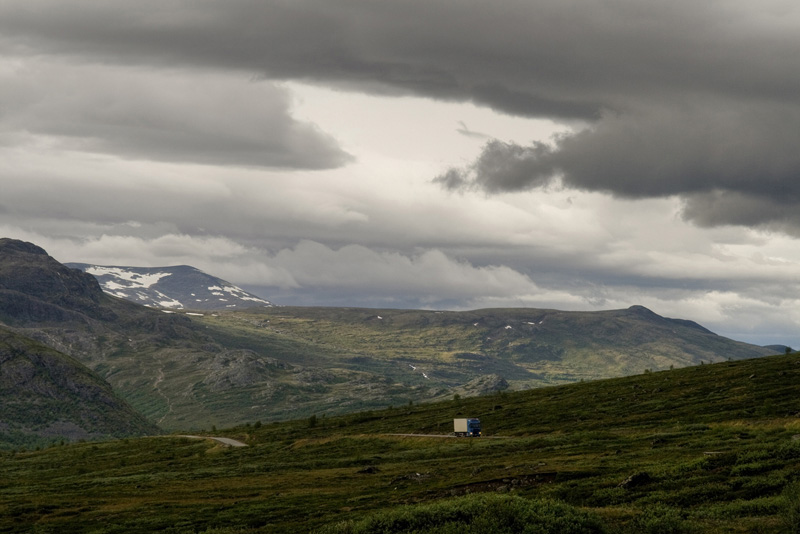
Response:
[202,350,277,391]
[0,238,111,324]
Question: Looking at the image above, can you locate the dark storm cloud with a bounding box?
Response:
[434,139,556,193]
[3,0,800,228]
[0,0,608,119]
[439,102,800,199]
[681,191,800,234]
[0,62,351,170]
[437,102,800,229]
[6,0,790,118]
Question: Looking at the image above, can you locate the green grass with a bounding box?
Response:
[3,352,800,532]
[317,494,607,533]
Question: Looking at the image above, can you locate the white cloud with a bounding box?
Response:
[270,240,540,300]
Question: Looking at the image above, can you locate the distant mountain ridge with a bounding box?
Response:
[66,263,271,311]
[0,237,782,436]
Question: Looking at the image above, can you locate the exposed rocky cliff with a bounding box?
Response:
[0,238,111,324]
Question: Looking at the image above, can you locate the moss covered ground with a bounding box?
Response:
[2,352,800,532]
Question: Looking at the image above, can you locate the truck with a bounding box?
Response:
[453,418,482,437]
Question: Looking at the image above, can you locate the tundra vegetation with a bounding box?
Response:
[2,351,800,533]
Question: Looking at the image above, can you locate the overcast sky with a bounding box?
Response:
[3,1,800,347]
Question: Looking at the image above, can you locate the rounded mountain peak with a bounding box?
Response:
[0,238,49,256]
[0,238,107,322]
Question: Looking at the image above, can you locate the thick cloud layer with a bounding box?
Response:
[436,102,800,231]
[3,0,800,229]
[0,60,350,169]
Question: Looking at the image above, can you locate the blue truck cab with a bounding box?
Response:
[453,418,482,437]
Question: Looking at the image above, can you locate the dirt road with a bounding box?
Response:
[385,433,507,439]
[178,435,248,447]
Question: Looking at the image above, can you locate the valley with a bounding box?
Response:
[2,237,799,532]
[0,238,778,436]
[2,351,800,532]
[4,2,798,532]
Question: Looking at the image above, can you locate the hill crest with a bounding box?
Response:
[0,238,108,324]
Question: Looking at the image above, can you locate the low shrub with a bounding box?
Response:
[777,442,800,461]
[586,487,629,506]
[700,496,781,519]
[729,461,773,477]
[316,494,607,534]
[780,481,800,533]
[629,504,690,534]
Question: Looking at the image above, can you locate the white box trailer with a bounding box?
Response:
[453,418,481,437]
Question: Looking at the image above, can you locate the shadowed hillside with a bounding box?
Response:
[0,327,159,449]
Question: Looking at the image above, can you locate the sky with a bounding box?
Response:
[2,1,800,347]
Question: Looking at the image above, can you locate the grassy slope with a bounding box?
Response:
[198,305,773,390]
[2,352,800,533]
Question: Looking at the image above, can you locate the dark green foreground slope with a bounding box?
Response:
[3,351,800,533]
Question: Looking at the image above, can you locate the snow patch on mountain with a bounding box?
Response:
[85,266,172,289]
[67,263,272,311]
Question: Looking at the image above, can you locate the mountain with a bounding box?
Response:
[0,238,236,428]
[206,305,775,390]
[66,263,272,310]
[0,326,160,449]
[0,238,778,434]
[0,239,111,325]
[764,344,793,354]
[1,239,410,430]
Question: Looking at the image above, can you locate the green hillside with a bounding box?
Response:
[0,327,160,450]
[203,305,773,382]
[3,351,800,533]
